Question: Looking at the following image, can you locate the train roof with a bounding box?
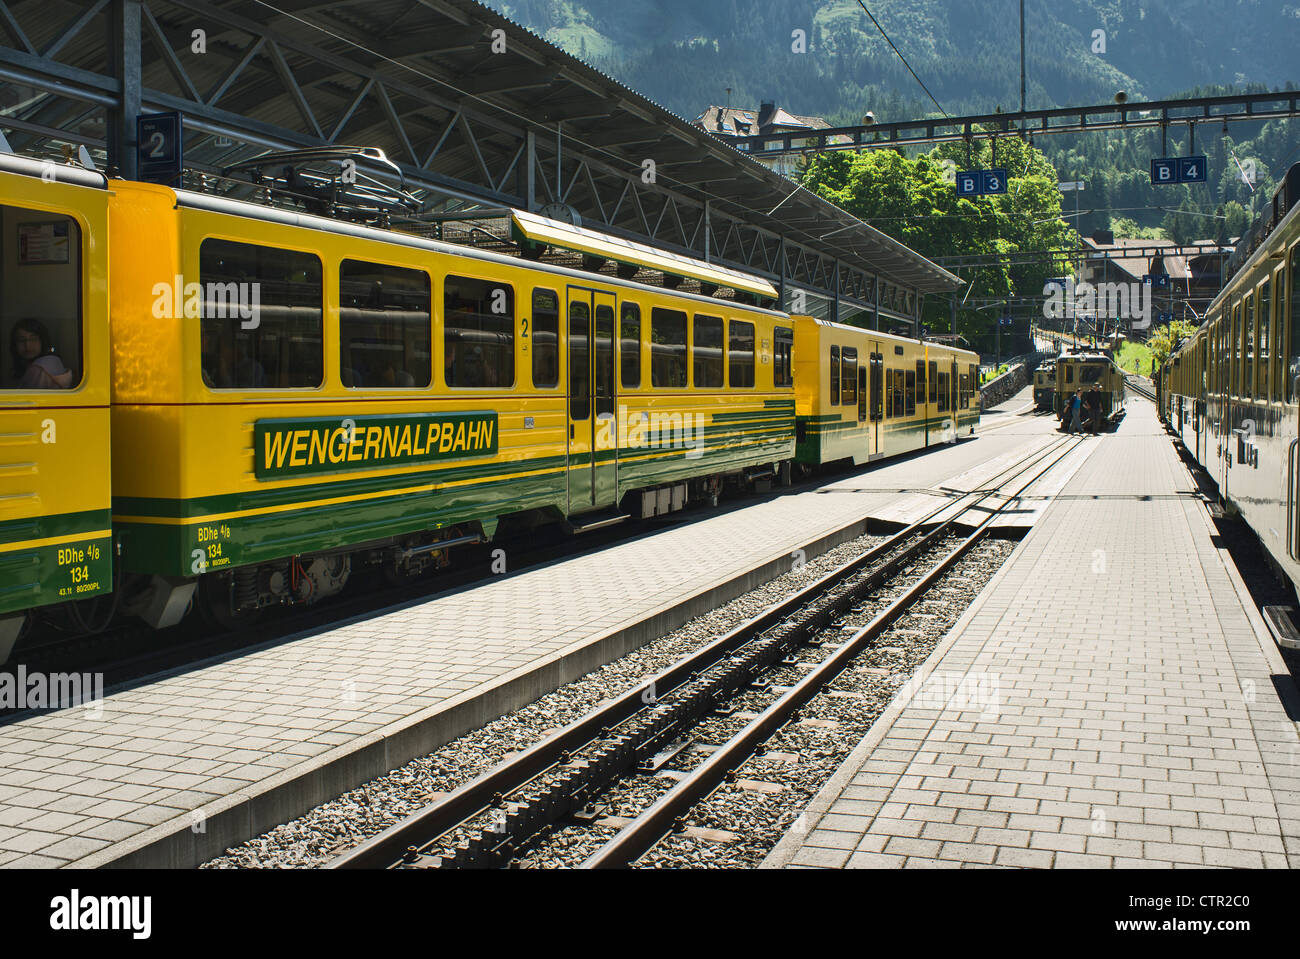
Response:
[1057,352,1113,363]
[800,316,978,358]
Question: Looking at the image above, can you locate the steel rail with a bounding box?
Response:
[330,435,1074,868]
[580,438,1081,868]
[1125,377,1157,402]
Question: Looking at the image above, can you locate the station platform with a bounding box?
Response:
[0,390,1054,868]
[765,398,1300,869]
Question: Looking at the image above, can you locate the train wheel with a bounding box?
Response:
[196,572,262,631]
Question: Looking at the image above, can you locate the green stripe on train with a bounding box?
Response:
[116,435,794,576]
[0,509,113,548]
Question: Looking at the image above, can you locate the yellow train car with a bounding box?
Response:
[1055,351,1126,429]
[1033,361,1056,411]
[0,155,113,655]
[106,182,796,624]
[792,317,979,467]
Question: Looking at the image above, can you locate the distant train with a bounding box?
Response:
[0,150,978,657]
[1161,163,1300,594]
[1033,360,1056,411]
[1055,351,1126,429]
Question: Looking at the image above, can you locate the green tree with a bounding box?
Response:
[1147,318,1198,367]
[799,138,1076,353]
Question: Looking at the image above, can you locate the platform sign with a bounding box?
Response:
[1143,274,1172,290]
[955,169,1009,197]
[1157,312,1175,324]
[137,111,183,184]
[1150,155,1208,185]
[998,314,1013,327]
[983,169,1009,195]
[1178,157,1208,183]
[1150,159,1178,185]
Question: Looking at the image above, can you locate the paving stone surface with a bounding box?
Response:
[771,399,1300,870]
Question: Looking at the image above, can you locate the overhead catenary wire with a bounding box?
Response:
[854,0,950,120]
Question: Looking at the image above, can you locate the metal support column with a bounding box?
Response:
[108,0,142,179]
[777,236,786,308]
[831,260,840,325]
[522,129,536,211]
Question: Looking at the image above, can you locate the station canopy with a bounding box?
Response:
[0,0,959,305]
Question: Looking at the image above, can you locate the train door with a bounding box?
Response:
[917,357,930,447]
[869,347,884,455]
[566,287,617,514]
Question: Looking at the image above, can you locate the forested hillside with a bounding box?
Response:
[489,0,1300,121]
[488,1,1300,236]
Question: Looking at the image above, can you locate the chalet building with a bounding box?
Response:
[695,101,842,177]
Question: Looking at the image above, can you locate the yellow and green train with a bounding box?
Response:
[1054,351,1126,427]
[0,151,980,653]
[1033,361,1056,411]
[793,319,978,465]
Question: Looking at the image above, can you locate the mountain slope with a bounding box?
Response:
[487,0,1300,122]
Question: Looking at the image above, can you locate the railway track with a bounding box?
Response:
[1125,376,1157,402]
[330,434,1082,870]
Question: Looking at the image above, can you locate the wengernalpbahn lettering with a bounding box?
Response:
[254,412,499,479]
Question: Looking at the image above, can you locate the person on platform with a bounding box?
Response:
[1086,386,1102,434]
[9,318,74,389]
[1067,389,1083,434]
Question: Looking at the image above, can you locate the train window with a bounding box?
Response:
[728,320,755,389]
[893,370,906,417]
[1274,271,1286,401]
[959,372,971,408]
[620,302,641,389]
[1231,302,1241,396]
[200,238,322,390]
[830,346,841,405]
[1290,248,1300,402]
[444,276,514,388]
[651,307,688,388]
[773,327,794,388]
[1261,280,1272,400]
[1245,294,1256,398]
[1,206,82,390]
[532,289,560,389]
[693,315,724,389]
[339,260,430,390]
[1064,365,1073,385]
[842,347,857,405]
[905,369,917,415]
[969,365,977,406]
[915,361,925,409]
[928,361,937,403]
[595,303,615,416]
[936,372,949,413]
[869,355,882,421]
[569,299,589,420]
